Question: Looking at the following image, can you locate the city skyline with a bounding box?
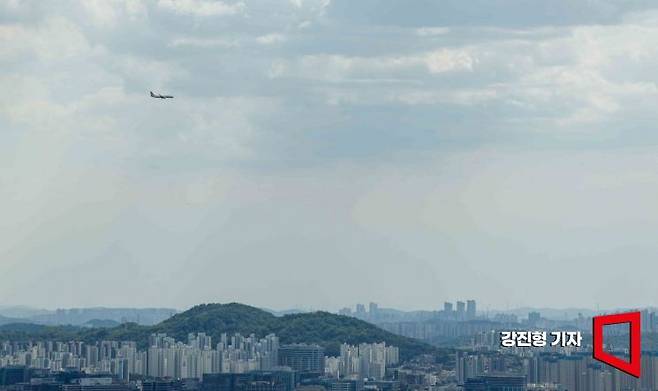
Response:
[0,332,398,379]
[0,300,655,323]
[0,303,651,390]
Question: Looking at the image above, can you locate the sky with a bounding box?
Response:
[2,0,658,312]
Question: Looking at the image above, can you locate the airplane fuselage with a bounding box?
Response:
[150,91,174,99]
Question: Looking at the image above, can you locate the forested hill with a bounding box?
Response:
[0,303,447,361]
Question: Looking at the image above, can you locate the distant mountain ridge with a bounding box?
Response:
[0,315,26,326]
[81,319,121,328]
[0,306,51,319]
[261,308,310,316]
[489,307,649,320]
[0,303,447,361]
[0,306,177,326]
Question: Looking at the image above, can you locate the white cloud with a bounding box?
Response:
[268,49,474,82]
[289,0,303,8]
[425,48,475,73]
[157,0,245,17]
[80,0,147,27]
[0,17,91,61]
[415,27,450,36]
[256,33,286,45]
[169,36,238,48]
[395,88,498,106]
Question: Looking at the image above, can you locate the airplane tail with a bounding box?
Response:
[150,91,155,97]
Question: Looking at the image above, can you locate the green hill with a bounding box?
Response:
[152,303,440,359]
[0,303,445,361]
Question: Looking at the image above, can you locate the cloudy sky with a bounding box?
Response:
[3,0,658,311]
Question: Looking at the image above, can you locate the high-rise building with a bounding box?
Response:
[0,366,29,386]
[278,344,324,373]
[355,305,366,316]
[142,380,182,391]
[144,333,278,379]
[202,371,294,391]
[455,352,484,384]
[62,378,139,391]
[202,373,251,391]
[443,302,453,313]
[327,380,363,391]
[338,343,398,380]
[466,300,476,320]
[462,375,526,391]
[528,312,541,327]
[456,301,466,319]
[369,303,379,316]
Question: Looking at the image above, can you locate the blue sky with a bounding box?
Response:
[2,0,658,311]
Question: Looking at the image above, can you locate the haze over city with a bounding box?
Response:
[3,0,658,311]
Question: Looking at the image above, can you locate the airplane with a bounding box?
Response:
[150,91,174,99]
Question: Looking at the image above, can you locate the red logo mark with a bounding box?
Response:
[592,311,641,378]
